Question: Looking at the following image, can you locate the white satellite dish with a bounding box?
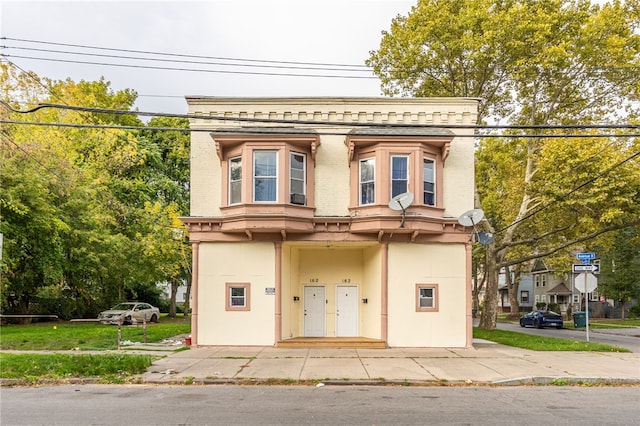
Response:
[457,209,485,227]
[388,192,414,211]
[388,192,414,228]
[457,209,493,245]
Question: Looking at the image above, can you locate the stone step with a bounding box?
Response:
[277,337,387,349]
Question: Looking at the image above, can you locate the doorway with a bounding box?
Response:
[304,286,325,337]
[336,285,358,337]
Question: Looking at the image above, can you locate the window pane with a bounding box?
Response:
[391,156,408,198]
[359,158,375,205]
[423,159,435,205]
[254,151,277,202]
[255,152,277,177]
[419,287,434,308]
[230,287,245,306]
[229,157,242,204]
[255,178,277,201]
[290,153,306,200]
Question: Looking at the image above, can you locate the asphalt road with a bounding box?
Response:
[1,385,639,425]
[497,321,640,352]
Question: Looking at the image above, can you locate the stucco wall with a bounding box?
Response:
[197,242,276,346]
[387,243,467,347]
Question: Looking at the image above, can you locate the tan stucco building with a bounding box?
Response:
[183,97,479,348]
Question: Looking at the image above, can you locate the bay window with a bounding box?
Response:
[212,131,318,215]
[347,129,451,213]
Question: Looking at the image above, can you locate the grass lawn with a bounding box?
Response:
[473,327,631,352]
[0,318,190,382]
[0,317,191,351]
[0,353,156,383]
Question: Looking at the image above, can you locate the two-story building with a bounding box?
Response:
[182,97,478,348]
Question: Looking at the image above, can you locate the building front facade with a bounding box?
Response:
[183,97,479,348]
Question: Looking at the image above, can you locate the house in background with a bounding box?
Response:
[531,259,574,314]
[498,273,534,313]
[157,281,189,304]
[182,97,478,348]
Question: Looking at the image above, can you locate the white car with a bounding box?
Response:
[98,302,160,325]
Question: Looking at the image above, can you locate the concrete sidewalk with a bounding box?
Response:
[140,340,640,386]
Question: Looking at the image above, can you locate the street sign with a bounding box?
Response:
[575,272,597,293]
[576,252,595,261]
[573,264,599,273]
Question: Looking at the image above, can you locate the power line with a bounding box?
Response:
[1,54,378,79]
[3,101,640,132]
[3,119,640,139]
[3,45,372,73]
[1,37,370,69]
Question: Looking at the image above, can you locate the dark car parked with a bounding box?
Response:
[519,310,564,329]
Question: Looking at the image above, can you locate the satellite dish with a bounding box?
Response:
[388,192,414,228]
[476,231,494,245]
[457,209,485,227]
[388,192,414,211]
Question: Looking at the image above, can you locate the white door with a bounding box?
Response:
[336,285,358,337]
[304,286,325,337]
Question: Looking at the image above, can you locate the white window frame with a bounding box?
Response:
[225,282,251,311]
[359,157,375,205]
[390,155,409,198]
[290,152,306,204]
[423,157,435,206]
[253,151,278,202]
[416,283,439,312]
[229,156,242,204]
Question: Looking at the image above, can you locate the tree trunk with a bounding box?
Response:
[183,275,191,318]
[508,264,521,318]
[479,244,499,329]
[168,279,178,317]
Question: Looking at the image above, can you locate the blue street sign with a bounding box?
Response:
[576,252,596,261]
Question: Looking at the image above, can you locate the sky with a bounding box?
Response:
[1,0,415,115]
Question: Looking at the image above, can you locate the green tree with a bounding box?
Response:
[1,64,190,319]
[597,227,640,319]
[368,0,640,328]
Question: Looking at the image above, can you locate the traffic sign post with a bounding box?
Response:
[574,252,597,341]
[574,272,597,342]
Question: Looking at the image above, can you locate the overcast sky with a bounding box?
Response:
[1,0,415,114]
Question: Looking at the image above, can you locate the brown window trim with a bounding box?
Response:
[225,282,251,311]
[212,132,319,209]
[347,137,447,210]
[416,283,439,312]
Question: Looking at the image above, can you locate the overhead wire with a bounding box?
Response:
[4,46,371,73]
[1,37,371,69]
[2,101,639,132]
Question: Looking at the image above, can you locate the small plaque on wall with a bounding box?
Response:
[265,287,275,295]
